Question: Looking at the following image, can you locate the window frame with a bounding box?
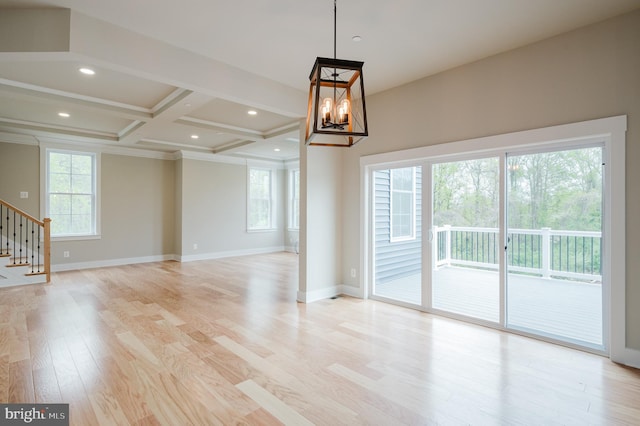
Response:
[42,147,101,241]
[247,166,276,232]
[389,166,417,242]
[288,168,300,231]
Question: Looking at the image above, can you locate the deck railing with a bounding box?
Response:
[433,225,602,282]
[0,199,51,283]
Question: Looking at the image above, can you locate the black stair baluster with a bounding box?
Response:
[19,215,23,264]
[31,222,35,273]
[12,210,16,265]
[5,207,9,256]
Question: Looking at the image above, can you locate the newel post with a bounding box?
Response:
[44,218,51,283]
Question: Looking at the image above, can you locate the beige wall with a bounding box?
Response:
[0,144,291,266]
[0,143,39,216]
[0,144,177,265]
[299,141,343,301]
[51,153,176,265]
[338,10,640,348]
[179,158,285,257]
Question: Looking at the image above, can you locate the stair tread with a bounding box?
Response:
[5,260,31,267]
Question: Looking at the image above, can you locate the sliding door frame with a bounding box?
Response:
[360,116,626,361]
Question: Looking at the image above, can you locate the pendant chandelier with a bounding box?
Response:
[305,0,368,147]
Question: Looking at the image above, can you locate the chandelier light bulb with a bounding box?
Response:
[322,98,333,125]
[339,99,350,124]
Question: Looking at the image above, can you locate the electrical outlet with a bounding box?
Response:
[63,251,70,258]
[350,268,356,278]
[193,243,198,250]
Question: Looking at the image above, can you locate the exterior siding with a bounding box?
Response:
[374,167,422,284]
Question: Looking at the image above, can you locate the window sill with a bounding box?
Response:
[52,234,102,242]
[390,236,417,243]
[247,228,277,233]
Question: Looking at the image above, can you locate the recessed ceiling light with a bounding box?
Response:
[191,134,199,139]
[274,148,281,152]
[247,110,257,116]
[58,112,70,118]
[79,67,95,75]
[352,35,362,42]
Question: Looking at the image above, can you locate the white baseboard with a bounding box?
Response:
[296,284,364,303]
[613,346,640,370]
[284,245,299,254]
[51,246,288,272]
[178,246,285,262]
[52,254,177,272]
[339,284,363,298]
[297,286,341,303]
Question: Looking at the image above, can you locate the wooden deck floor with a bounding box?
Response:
[375,266,603,346]
[1,253,637,425]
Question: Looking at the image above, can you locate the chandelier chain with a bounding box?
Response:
[334,0,337,60]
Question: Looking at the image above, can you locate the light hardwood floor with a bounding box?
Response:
[1,252,639,425]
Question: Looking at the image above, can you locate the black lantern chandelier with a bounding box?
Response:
[305,0,368,147]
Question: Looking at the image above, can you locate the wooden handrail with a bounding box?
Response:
[0,198,51,283]
[0,199,44,227]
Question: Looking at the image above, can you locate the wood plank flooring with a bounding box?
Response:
[0,252,639,425]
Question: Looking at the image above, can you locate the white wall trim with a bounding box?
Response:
[37,137,173,160]
[177,150,288,168]
[284,245,298,254]
[51,246,290,271]
[361,116,626,167]
[0,131,39,146]
[1,132,299,163]
[297,284,362,303]
[297,286,341,303]
[339,284,363,299]
[178,246,285,263]
[176,150,248,165]
[52,254,177,272]
[614,347,640,370]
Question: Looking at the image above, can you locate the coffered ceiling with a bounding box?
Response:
[1,0,639,162]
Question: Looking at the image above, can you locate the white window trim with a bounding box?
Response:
[40,145,101,241]
[360,115,632,366]
[288,168,300,231]
[389,167,417,242]
[247,166,277,232]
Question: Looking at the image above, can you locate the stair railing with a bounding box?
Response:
[0,199,51,283]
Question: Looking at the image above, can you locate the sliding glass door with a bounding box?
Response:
[506,147,604,349]
[367,141,607,352]
[431,157,500,322]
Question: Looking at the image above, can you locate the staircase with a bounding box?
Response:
[0,199,50,288]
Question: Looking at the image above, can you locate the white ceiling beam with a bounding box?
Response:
[68,11,306,119]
